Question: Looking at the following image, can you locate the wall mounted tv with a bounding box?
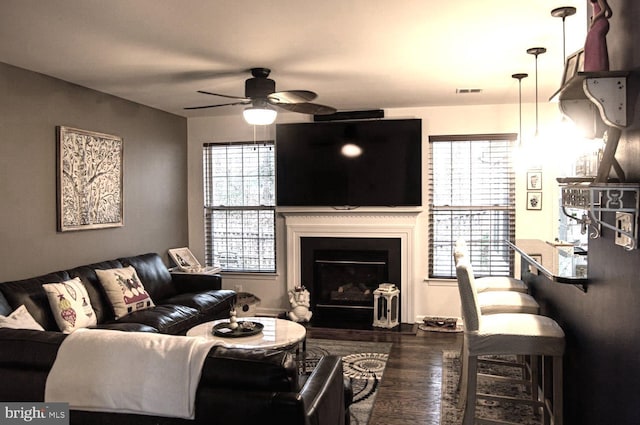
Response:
[276,119,422,207]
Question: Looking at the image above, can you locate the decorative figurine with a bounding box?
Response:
[228,306,238,330]
[584,0,612,72]
[288,285,312,322]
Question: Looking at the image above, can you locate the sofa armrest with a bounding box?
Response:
[198,346,298,391]
[170,272,222,293]
[194,355,345,425]
[0,328,66,369]
[274,355,346,425]
[0,329,67,402]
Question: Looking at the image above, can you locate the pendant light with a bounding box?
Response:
[527,47,547,137]
[551,6,577,64]
[512,73,528,146]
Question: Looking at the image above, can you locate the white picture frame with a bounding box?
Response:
[168,247,201,271]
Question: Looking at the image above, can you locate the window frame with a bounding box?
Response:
[203,141,276,274]
[428,133,517,279]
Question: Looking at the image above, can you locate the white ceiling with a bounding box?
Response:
[0,0,588,118]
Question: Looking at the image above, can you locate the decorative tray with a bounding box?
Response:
[212,321,264,338]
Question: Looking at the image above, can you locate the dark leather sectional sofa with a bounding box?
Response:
[0,253,349,425]
[0,253,236,334]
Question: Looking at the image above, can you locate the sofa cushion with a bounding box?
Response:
[0,291,11,316]
[0,305,45,331]
[96,266,155,319]
[91,322,160,333]
[43,277,97,333]
[163,289,236,319]
[112,304,201,335]
[119,253,178,301]
[0,271,71,331]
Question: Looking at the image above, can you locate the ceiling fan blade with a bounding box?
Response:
[197,90,250,101]
[276,102,337,115]
[268,90,317,104]
[184,100,250,110]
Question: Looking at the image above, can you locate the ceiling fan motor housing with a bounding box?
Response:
[245,77,276,98]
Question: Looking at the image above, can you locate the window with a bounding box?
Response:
[203,142,276,273]
[429,134,516,279]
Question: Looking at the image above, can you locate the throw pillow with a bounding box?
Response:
[43,277,97,333]
[95,266,155,319]
[0,305,45,331]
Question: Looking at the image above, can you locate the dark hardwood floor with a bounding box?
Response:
[308,324,462,425]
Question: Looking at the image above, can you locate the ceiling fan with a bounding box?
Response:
[185,67,337,124]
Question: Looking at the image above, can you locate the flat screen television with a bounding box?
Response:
[276,119,422,207]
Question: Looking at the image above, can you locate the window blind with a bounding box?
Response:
[429,134,516,278]
[203,142,276,273]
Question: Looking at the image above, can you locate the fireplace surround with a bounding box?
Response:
[282,210,419,325]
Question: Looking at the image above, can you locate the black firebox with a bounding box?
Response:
[300,237,401,328]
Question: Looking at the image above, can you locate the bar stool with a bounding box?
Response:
[454,255,540,393]
[454,239,528,293]
[455,258,565,425]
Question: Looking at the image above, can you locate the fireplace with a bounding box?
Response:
[301,237,401,327]
[282,210,418,326]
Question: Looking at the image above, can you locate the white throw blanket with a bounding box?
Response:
[45,328,219,419]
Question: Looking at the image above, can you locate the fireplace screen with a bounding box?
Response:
[314,253,388,308]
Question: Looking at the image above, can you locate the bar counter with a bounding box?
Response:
[506,239,588,291]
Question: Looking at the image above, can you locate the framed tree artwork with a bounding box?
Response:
[57,126,123,232]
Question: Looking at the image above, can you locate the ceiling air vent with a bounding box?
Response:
[456,88,482,94]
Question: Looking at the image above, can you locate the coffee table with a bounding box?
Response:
[186,317,307,351]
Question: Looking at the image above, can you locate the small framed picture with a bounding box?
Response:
[527,171,542,190]
[562,48,583,84]
[576,49,585,74]
[527,192,542,210]
[168,247,201,271]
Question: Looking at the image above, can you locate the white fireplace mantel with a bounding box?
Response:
[281,209,419,323]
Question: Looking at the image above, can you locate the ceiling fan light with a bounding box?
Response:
[243,106,277,125]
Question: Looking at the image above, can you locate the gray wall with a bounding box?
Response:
[529,1,640,424]
[0,62,188,281]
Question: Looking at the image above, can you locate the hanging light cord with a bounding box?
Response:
[535,55,539,135]
[551,6,577,65]
[562,16,567,60]
[527,47,547,137]
[512,73,528,145]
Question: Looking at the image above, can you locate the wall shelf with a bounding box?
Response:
[551,71,632,130]
[552,71,638,183]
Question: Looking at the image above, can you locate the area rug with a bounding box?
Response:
[302,338,392,425]
[440,350,540,425]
